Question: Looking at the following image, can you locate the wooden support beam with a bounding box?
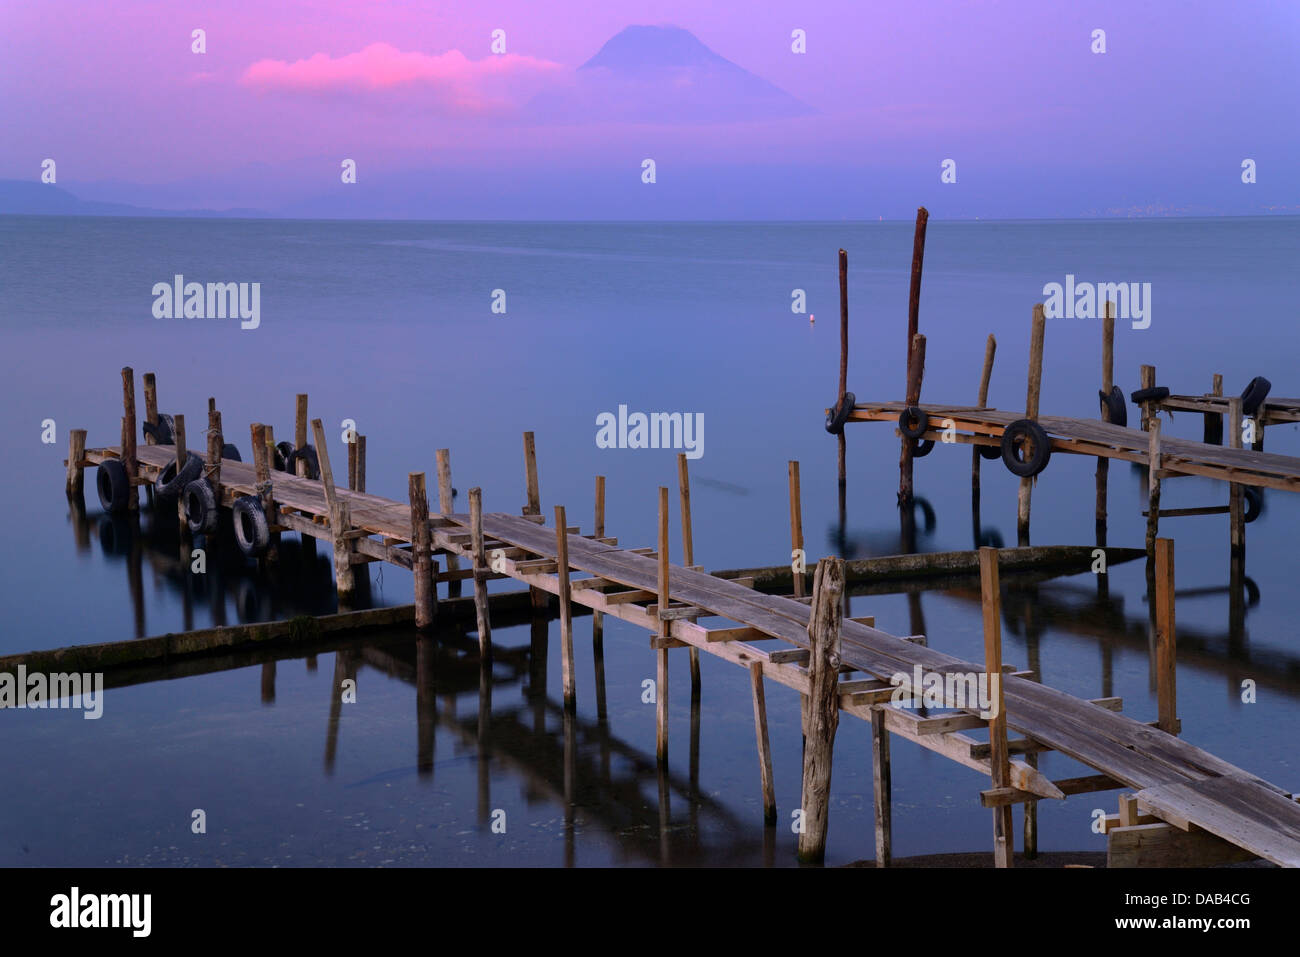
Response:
[1096,302,1114,528]
[142,373,158,445]
[1107,821,1258,867]
[294,394,309,478]
[678,452,701,687]
[1228,396,1245,557]
[311,419,354,603]
[871,706,892,867]
[898,333,927,506]
[250,423,278,563]
[798,557,845,863]
[409,472,435,628]
[749,662,777,825]
[1154,538,1178,735]
[121,367,138,511]
[837,247,849,488]
[593,475,607,721]
[435,448,460,594]
[1146,415,1162,556]
[206,407,223,532]
[980,546,1014,868]
[468,487,492,659]
[66,428,87,497]
[555,504,576,711]
[1138,365,1155,431]
[972,333,996,494]
[174,415,188,531]
[1018,304,1045,546]
[656,486,670,765]
[788,460,805,599]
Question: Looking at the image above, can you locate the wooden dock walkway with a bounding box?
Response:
[68,432,1300,866]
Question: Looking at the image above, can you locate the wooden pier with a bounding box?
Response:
[51,367,1300,867]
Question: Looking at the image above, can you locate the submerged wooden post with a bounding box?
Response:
[469,487,492,659]
[871,706,892,867]
[142,373,158,446]
[1017,304,1046,545]
[436,449,460,594]
[174,415,188,529]
[979,546,1014,868]
[749,662,777,825]
[593,475,608,721]
[1154,538,1178,735]
[1228,396,1245,557]
[1096,303,1115,530]
[65,428,87,497]
[656,486,670,765]
[555,504,576,711]
[312,420,354,603]
[898,333,927,505]
[1146,416,1162,556]
[837,248,849,489]
[121,367,138,511]
[972,334,996,493]
[294,394,309,477]
[409,472,434,628]
[788,460,805,598]
[797,556,845,863]
[677,453,701,687]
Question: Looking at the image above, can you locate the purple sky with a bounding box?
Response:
[2,0,1298,217]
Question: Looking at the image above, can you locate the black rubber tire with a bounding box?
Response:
[1244,486,1263,524]
[96,459,130,514]
[274,440,295,472]
[978,443,1002,460]
[913,496,937,534]
[912,438,935,458]
[287,444,321,480]
[977,528,1005,549]
[155,451,203,503]
[1130,386,1170,404]
[1241,376,1272,417]
[898,406,929,440]
[221,443,242,462]
[232,495,270,557]
[1098,386,1128,428]
[1000,419,1052,478]
[1203,412,1224,446]
[825,391,856,435]
[143,413,176,445]
[184,479,218,536]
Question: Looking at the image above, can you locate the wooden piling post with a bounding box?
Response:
[1096,303,1115,528]
[1154,538,1178,735]
[1017,304,1046,545]
[174,415,188,530]
[522,432,547,612]
[469,487,492,659]
[979,546,1014,868]
[294,394,309,478]
[1138,366,1155,432]
[898,333,927,505]
[1146,416,1162,556]
[871,706,892,867]
[121,367,139,511]
[797,556,845,863]
[972,334,996,493]
[837,248,849,489]
[250,423,278,563]
[788,460,805,598]
[555,504,576,710]
[1206,374,1224,445]
[312,420,355,603]
[142,373,158,446]
[749,662,777,825]
[347,433,357,490]
[354,435,366,493]
[676,453,701,686]
[206,407,223,513]
[436,449,460,594]
[1228,397,1245,556]
[409,472,435,628]
[65,428,87,497]
[593,475,608,721]
[906,208,928,376]
[656,486,670,765]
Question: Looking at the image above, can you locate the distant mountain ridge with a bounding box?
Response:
[0,180,260,218]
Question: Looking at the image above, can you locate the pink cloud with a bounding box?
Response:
[240,42,567,113]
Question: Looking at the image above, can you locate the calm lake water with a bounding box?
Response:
[1,215,1299,866]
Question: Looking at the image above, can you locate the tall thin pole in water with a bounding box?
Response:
[837,248,849,489]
